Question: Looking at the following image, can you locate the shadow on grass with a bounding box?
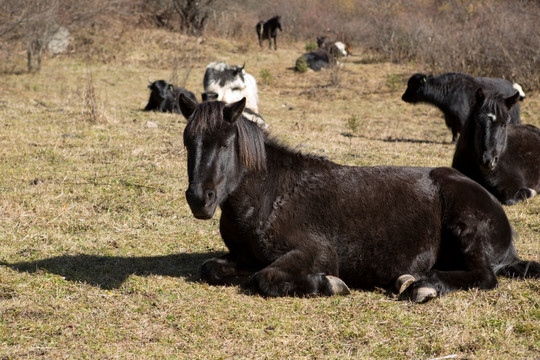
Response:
[0,252,225,290]
[341,132,452,145]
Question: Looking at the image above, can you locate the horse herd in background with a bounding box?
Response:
[143,15,540,302]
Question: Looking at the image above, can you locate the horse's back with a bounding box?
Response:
[323,166,509,287]
[322,166,442,287]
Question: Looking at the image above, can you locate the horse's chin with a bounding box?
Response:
[480,163,497,172]
[190,205,217,220]
[193,212,214,220]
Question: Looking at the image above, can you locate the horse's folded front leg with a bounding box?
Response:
[250,249,350,297]
[200,254,252,285]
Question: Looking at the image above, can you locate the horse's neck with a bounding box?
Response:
[425,81,455,111]
[223,141,332,217]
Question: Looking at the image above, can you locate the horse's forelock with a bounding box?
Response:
[480,92,509,121]
[184,101,224,138]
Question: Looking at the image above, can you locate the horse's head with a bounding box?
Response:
[401,73,430,103]
[180,95,266,219]
[472,88,520,171]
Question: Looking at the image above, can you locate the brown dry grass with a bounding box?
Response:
[0,28,538,359]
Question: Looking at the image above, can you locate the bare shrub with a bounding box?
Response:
[328,64,341,88]
[83,68,107,123]
[216,0,540,90]
[171,0,215,35]
[0,0,60,72]
[352,0,540,90]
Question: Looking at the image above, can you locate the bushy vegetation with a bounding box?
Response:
[2,0,538,89]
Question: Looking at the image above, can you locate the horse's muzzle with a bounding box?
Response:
[185,184,217,219]
[481,154,499,171]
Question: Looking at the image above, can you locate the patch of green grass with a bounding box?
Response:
[386,73,402,91]
[259,68,273,85]
[305,40,318,51]
[296,55,309,73]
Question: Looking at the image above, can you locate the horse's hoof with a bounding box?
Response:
[412,286,437,303]
[325,275,351,295]
[395,274,415,295]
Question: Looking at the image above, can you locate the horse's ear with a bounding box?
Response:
[179,93,198,120]
[475,88,486,105]
[223,98,246,124]
[505,91,520,110]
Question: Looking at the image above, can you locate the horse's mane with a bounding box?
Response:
[184,101,267,171]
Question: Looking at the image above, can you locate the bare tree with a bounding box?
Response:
[0,0,59,72]
[171,0,215,35]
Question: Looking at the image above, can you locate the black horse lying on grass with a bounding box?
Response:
[453,89,540,205]
[179,95,539,302]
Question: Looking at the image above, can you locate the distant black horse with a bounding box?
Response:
[256,16,282,50]
[179,95,539,302]
[452,89,540,205]
[144,79,198,114]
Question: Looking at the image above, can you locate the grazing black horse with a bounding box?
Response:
[179,95,539,302]
[256,16,282,50]
[453,89,540,205]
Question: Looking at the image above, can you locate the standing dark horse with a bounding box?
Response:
[179,95,539,302]
[452,89,540,205]
[256,16,282,50]
[402,73,523,143]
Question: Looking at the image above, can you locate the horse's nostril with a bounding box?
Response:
[205,190,216,204]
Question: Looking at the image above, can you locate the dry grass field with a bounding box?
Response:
[0,28,538,359]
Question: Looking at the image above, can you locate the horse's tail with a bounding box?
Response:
[493,244,540,278]
[256,21,263,37]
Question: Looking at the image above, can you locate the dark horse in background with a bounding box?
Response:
[402,73,523,143]
[256,16,282,50]
[453,89,540,205]
[179,95,539,302]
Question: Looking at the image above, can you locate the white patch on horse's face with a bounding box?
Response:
[487,113,496,122]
